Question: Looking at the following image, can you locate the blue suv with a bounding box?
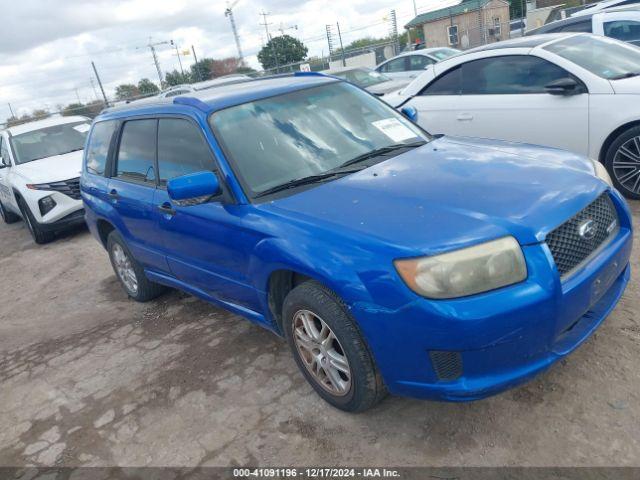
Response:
[81,74,633,412]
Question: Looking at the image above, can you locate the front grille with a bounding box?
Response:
[545,193,618,278]
[36,177,81,200]
[429,350,463,381]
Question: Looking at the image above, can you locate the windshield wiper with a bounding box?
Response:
[338,141,427,169]
[610,71,640,80]
[254,168,361,198]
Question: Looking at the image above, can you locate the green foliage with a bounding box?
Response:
[258,35,308,71]
[62,101,105,118]
[115,84,139,101]
[165,69,192,87]
[190,58,215,82]
[137,78,160,96]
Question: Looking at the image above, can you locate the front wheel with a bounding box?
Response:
[107,230,167,302]
[605,126,640,200]
[283,281,386,412]
[18,198,54,244]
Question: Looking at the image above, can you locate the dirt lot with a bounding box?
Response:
[0,202,638,468]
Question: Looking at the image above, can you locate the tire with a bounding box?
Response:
[17,198,54,244]
[283,280,387,413]
[0,200,20,224]
[604,126,640,200]
[106,230,167,302]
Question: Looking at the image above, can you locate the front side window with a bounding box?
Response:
[85,120,117,175]
[10,121,90,165]
[209,82,427,197]
[157,118,215,186]
[385,58,408,72]
[448,25,459,46]
[408,55,433,71]
[545,34,640,79]
[115,119,157,184]
[421,65,462,95]
[604,20,640,44]
[461,55,573,94]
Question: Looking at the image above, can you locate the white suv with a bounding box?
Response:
[0,116,90,243]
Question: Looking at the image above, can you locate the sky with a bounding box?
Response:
[0,0,460,123]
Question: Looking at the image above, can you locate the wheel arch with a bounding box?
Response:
[266,269,314,334]
[96,218,116,249]
[599,120,640,163]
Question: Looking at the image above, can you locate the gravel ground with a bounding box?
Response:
[0,201,638,468]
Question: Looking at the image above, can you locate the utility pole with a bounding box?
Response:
[7,103,15,119]
[521,0,526,36]
[389,9,399,55]
[91,61,109,106]
[136,38,170,87]
[191,45,202,82]
[171,40,184,75]
[336,22,346,67]
[412,0,418,16]
[74,88,82,105]
[225,0,245,66]
[260,11,279,73]
[89,77,100,101]
[325,24,335,61]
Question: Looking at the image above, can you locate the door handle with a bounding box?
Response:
[457,113,474,121]
[158,202,175,216]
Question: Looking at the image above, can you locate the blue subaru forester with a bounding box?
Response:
[81,73,633,412]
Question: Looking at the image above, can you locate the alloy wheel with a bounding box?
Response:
[112,244,139,295]
[613,136,640,195]
[292,309,352,396]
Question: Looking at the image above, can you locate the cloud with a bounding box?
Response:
[0,0,429,121]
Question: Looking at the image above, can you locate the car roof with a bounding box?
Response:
[2,115,90,136]
[463,33,577,53]
[393,47,459,59]
[99,74,340,119]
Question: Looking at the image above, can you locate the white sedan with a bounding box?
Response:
[375,48,461,81]
[385,33,640,198]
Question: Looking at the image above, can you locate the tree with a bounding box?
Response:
[236,65,257,75]
[115,83,139,101]
[165,69,192,86]
[137,78,160,96]
[258,35,308,71]
[211,57,243,78]
[62,100,105,118]
[190,58,215,82]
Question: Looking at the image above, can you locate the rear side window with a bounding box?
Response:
[604,20,640,43]
[383,57,407,72]
[408,55,433,71]
[116,119,157,184]
[157,118,215,186]
[85,121,117,175]
[461,56,572,94]
[421,65,462,95]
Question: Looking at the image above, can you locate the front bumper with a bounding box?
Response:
[37,208,86,232]
[353,194,633,401]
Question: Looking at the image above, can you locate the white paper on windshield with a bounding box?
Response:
[73,123,91,133]
[372,118,416,143]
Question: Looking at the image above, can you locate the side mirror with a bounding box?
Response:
[167,171,221,205]
[401,106,418,122]
[545,77,581,96]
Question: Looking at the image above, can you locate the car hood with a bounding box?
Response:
[366,79,412,95]
[261,136,604,255]
[610,76,640,94]
[13,151,83,184]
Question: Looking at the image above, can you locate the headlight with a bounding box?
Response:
[394,236,527,299]
[591,159,613,187]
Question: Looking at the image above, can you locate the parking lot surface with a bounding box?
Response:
[0,202,638,468]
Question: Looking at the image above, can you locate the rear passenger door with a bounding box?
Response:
[154,117,261,311]
[107,119,168,271]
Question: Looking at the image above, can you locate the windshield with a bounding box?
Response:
[11,121,90,165]
[330,69,391,87]
[209,82,428,197]
[544,34,640,79]
[429,48,460,60]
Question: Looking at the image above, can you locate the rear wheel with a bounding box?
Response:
[283,280,386,412]
[0,200,20,224]
[107,230,167,302]
[18,198,54,244]
[605,126,640,200]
